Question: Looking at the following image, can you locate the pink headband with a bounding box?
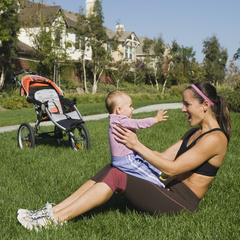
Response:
[191,84,214,106]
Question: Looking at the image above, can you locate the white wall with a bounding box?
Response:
[18,15,92,61]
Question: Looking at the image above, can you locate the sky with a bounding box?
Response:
[39,0,239,65]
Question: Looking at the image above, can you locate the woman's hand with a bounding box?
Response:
[112,125,139,150]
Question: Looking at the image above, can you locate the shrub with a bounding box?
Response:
[1,96,32,109]
[66,93,107,104]
[60,78,79,92]
[216,85,239,112]
[225,90,240,112]
[170,84,189,97]
[96,82,116,93]
[125,82,160,94]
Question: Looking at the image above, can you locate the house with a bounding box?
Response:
[18,0,91,62]
[17,0,143,64]
[85,0,141,63]
[105,24,140,62]
[16,0,169,80]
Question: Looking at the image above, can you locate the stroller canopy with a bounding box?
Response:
[20,75,63,97]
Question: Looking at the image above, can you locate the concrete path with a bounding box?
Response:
[0,103,182,133]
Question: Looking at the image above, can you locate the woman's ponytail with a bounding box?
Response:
[215,94,231,142]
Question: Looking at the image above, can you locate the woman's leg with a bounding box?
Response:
[123,175,199,215]
[53,180,96,213]
[53,182,113,223]
[53,164,115,214]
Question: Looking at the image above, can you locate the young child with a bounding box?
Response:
[106,91,168,187]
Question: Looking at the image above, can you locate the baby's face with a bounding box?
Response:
[119,95,134,118]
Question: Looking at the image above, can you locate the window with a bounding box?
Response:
[75,34,86,50]
[125,45,128,58]
[129,46,133,60]
[125,45,134,60]
[154,57,158,68]
[75,33,80,49]
[106,42,112,53]
[55,29,61,47]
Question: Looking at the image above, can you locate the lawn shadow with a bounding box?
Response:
[32,131,78,150]
[72,192,138,222]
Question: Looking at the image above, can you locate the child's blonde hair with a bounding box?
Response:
[105,91,128,114]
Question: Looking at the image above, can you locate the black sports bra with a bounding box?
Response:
[175,128,224,177]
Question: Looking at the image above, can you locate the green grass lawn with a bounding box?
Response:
[0,99,180,127]
[0,109,239,239]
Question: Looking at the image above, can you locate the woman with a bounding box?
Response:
[17,82,231,231]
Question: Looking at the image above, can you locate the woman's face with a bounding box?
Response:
[182,89,204,127]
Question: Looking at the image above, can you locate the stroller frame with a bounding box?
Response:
[12,70,90,150]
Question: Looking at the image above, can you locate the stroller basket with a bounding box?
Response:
[13,70,90,150]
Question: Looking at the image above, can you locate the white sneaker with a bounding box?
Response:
[17,212,58,231]
[17,202,54,217]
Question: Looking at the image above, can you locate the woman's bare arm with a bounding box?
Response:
[112,125,226,177]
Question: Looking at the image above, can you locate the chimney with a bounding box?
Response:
[86,0,95,17]
[115,24,125,33]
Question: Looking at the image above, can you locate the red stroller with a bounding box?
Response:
[12,70,90,150]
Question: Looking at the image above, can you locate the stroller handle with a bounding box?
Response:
[11,69,37,86]
[12,69,36,77]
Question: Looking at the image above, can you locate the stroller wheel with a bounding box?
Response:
[54,126,64,145]
[17,123,35,148]
[69,123,90,150]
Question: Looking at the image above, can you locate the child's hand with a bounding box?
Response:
[154,109,168,124]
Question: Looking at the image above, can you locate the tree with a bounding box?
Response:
[225,60,240,88]
[202,35,228,85]
[111,60,131,90]
[87,0,109,94]
[0,0,20,89]
[109,25,140,88]
[178,46,196,82]
[153,36,165,92]
[19,2,73,82]
[190,62,206,82]
[167,40,199,85]
[142,38,155,87]
[76,0,110,94]
[234,48,240,60]
[163,40,179,86]
[76,7,89,93]
[142,36,165,92]
[161,40,181,92]
[32,11,72,81]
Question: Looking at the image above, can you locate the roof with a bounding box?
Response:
[136,36,154,55]
[62,9,79,28]
[105,27,139,44]
[19,1,82,29]
[117,31,138,42]
[19,1,61,27]
[20,0,77,28]
[17,41,35,55]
